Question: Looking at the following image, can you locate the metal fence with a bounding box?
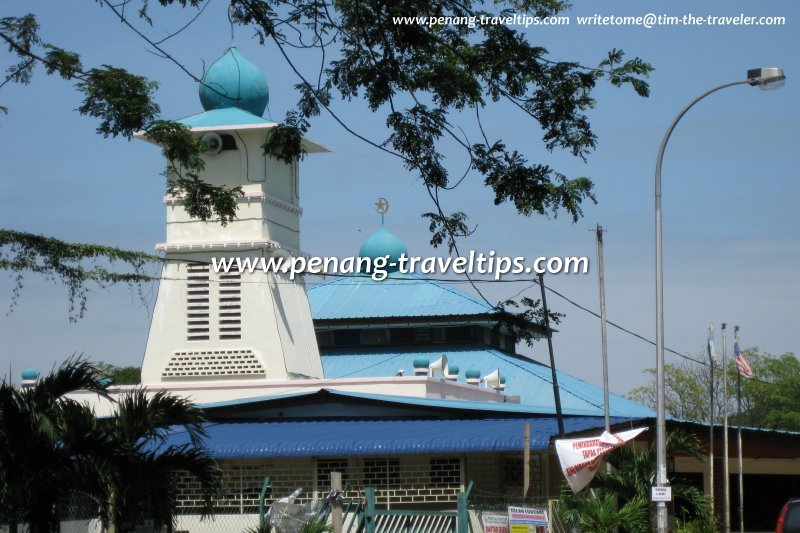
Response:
[3,483,566,533]
[466,488,565,533]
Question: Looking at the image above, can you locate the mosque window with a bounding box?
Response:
[389,328,415,344]
[414,328,431,343]
[363,458,400,487]
[317,459,349,487]
[220,134,237,151]
[502,457,524,487]
[502,455,543,495]
[429,457,461,487]
[333,330,360,346]
[445,326,472,344]
[315,331,334,348]
[186,264,210,341]
[362,328,390,345]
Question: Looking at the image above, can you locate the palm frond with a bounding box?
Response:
[109,389,208,449]
[29,355,109,404]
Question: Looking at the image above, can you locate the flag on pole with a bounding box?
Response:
[734,340,754,378]
[708,326,719,365]
[555,427,648,492]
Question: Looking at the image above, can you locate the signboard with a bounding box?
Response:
[481,511,509,533]
[508,505,548,531]
[651,486,673,502]
[555,427,648,492]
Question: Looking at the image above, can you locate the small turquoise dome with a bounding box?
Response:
[465,368,481,379]
[447,364,459,375]
[199,46,269,116]
[21,367,38,381]
[412,358,430,369]
[500,375,507,384]
[359,225,408,272]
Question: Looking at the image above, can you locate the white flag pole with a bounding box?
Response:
[722,322,730,532]
[735,326,744,533]
[708,324,715,515]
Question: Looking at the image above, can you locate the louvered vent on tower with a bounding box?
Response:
[219,271,242,340]
[186,264,210,341]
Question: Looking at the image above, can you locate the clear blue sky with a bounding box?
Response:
[1,1,797,395]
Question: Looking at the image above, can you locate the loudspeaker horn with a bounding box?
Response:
[483,368,502,389]
[201,132,223,155]
[428,354,448,378]
[271,248,294,275]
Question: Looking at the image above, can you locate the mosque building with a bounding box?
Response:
[54,41,649,525]
[49,39,800,532]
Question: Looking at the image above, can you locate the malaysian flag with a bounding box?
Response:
[734,340,754,378]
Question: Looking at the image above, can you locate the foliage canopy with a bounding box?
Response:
[628,349,800,431]
[1,0,651,323]
[0,358,220,532]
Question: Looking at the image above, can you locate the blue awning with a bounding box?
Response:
[162,416,643,458]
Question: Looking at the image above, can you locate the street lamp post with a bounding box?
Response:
[653,67,784,532]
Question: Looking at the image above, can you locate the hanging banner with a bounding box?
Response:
[508,505,548,531]
[555,427,648,492]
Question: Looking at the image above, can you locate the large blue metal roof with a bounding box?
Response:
[320,347,654,419]
[162,416,639,458]
[308,273,496,320]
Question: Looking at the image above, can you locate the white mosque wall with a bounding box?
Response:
[161,128,302,248]
[67,377,509,417]
[141,251,322,384]
[141,120,317,383]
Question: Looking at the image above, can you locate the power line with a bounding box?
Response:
[82,260,778,386]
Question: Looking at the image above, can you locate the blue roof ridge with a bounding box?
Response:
[413,275,496,312]
[487,349,607,411]
[308,272,496,313]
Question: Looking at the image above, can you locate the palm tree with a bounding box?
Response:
[98,390,222,533]
[1,360,221,533]
[598,429,715,528]
[0,357,109,533]
[558,489,650,533]
[558,430,715,532]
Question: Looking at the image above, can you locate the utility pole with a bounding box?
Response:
[331,471,343,533]
[708,324,715,518]
[523,422,531,497]
[593,224,611,435]
[722,323,730,532]
[538,273,565,438]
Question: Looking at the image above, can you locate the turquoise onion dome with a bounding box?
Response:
[21,367,38,381]
[358,225,408,273]
[199,46,269,116]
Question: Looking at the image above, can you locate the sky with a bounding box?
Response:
[0,1,798,396]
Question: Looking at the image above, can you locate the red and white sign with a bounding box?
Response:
[555,427,647,492]
[481,512,509,533]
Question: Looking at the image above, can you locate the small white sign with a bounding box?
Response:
[651,486,672,502]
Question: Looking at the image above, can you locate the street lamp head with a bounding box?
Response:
[747,67,786,90]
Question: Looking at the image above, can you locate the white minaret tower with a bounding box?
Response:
[138,45,327,384]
